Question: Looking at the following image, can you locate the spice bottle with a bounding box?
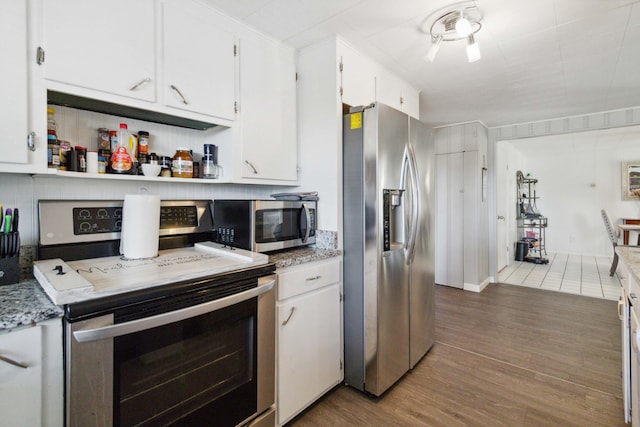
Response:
[172,148,193,178]
[138,131,149,156]
[75,146,87,172]
[110,123,134,174]
[97,128,110,151]
[47,108,60,168]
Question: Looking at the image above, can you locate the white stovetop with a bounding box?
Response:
[33,242,269,305]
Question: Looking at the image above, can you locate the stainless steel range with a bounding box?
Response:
[34,200,276,427]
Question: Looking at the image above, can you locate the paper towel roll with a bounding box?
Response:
[119,194,160,259]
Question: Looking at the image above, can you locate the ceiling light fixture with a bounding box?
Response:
[424,3,482,63]
[454,10,472,38]
[466,34,481,62]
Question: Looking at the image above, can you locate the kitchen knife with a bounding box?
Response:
[11,208,18,232]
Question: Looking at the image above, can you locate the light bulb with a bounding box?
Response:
[466,34,481,62]
[455,11,472,38]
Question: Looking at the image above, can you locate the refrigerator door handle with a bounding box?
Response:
[406,145,420,263]
[401,145,420,263]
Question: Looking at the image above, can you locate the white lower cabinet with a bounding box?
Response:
[276,258,342,426]
[0,318,63,427]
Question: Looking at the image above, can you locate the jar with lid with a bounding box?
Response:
[97,128,110,151]
[47,108,59,168]
[75,146,87,173]
[172,148,193,178]
[137,131,149,156]
[159,156,172,177]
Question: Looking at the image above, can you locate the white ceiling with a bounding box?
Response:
[201,0,640,127]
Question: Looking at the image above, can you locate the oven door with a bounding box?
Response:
[65,275,275,427]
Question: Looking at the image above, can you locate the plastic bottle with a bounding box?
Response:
[47,108,60,168]
[110,123,134,174]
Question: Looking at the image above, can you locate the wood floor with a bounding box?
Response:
[289,283,624,426]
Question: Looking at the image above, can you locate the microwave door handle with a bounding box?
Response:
[73,276,276,343]
[301,203,311,243]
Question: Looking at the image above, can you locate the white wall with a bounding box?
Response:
[296,39,342,239]
[502,125,640,257]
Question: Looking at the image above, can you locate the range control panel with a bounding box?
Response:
[39,200,213,246]
[73,207,123,235]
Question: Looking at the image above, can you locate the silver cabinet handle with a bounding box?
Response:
[619,298,625,320]
[170,84,189,105]
[0,354,28,369]
[27,131,36,152]
[74,276,275,343]
[282,307,296,326]
[129,77,151,91]
[244,160,258,175]
[306,275,321,281]
[497,215,505,220]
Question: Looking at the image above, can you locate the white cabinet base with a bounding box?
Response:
[276,258,342,426]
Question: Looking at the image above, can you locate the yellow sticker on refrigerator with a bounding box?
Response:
[350,112,362,129]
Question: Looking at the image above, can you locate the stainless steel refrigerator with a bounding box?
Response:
[343,103,435,396]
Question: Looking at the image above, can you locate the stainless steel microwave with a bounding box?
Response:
[212,200,316,252]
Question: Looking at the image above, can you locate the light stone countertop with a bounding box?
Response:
[1,247,341,331]
[0,279,64,331]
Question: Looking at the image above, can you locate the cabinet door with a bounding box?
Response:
[0,326,43,427]
[435,153,464,288]
[239,36,297,181]
[0,0,29,165]
[277,283,341,425]
[338,43,376,107]
[44,0,156,102]
[162,0,235,120]
[375,68,403,112]
[376,69,420,119]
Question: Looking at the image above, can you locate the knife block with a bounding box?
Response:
[0,256,19,285]
[0,231,20,285]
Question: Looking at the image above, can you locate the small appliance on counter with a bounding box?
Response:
[213,199,317,253]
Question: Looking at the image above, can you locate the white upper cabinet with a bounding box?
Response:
[0,0,30,166]
[238,35,297,182]
[44,0,156,102]
[42,0,236,127]
[162,1,235,121]
[0,0,46,173]
[376,68,420,119]
[338,41,376,108]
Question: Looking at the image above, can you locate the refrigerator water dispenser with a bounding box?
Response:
[383,189,405,252]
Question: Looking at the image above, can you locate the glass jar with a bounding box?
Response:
[159,156,172,177]
[172,148,193,178]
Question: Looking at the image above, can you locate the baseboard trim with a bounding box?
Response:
[464,277,491,293]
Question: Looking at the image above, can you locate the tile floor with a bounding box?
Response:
[498,252,621,301]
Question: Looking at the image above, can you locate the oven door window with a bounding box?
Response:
[255,208,306,243]
[114,299,257,427]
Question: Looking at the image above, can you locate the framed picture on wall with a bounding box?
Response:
[622,161,640,200]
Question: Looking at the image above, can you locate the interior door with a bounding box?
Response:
[496,145,509,271]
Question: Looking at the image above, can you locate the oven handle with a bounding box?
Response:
[72,275,276,343]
